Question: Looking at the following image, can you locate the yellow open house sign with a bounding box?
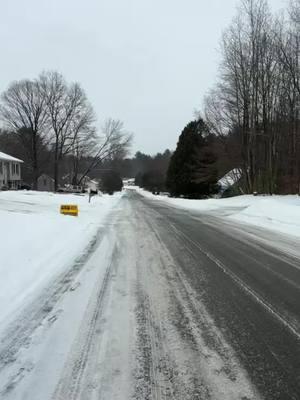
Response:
[60,204,79,217]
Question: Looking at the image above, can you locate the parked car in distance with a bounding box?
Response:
[19,183,32,190]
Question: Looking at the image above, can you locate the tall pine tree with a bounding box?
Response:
[166,119,218,198]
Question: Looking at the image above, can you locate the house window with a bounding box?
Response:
[16,164,19,176]
[0,162,2,175]
[44,179,47,186]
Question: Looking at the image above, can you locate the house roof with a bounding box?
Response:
[0,151,23,163]
[218,168,241,189]
[62,173,91,182]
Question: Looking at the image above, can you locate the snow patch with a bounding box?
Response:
[0,190,122,327]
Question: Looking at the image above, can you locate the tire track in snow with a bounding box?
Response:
[134,267,177,400]
[52,244,118,400]
[132,205,181,400]
[0,225,107,397]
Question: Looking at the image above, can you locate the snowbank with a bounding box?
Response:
[132,187,300,239]
[230,196,300,238]
[0,190,122,324]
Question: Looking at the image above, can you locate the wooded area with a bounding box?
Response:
[134,0,300,198]
[204,0,300,194]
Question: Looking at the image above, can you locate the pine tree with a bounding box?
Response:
[101,170,123,194]
[166,119,218,198]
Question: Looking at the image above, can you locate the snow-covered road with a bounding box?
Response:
[0,190,299,399]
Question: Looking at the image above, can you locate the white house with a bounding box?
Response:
[218,168,242,194]
[0,151,23,189]
[86,179,99,192]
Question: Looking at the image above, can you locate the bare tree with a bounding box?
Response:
[206,0,284,194]
[203,0,300,194]
[0,79,48,188]
[0,72,132,191]
[39,71,96,190]
[274,0,300,192]
[78,118,132,184]
[68,124,97,185]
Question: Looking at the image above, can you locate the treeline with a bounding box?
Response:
[0,72,131,189]
[158,0,300,199]
[135,0,300,199]
[204,0,300,194]
[133,150,172,191]
[101,149,172,191]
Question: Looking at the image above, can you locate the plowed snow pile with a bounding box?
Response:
[230,196,300,237]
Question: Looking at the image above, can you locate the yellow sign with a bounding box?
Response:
[60,204,79,217]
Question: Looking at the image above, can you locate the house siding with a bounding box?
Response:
[0,159,22,189]
[37,175,55,192]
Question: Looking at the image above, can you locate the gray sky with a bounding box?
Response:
[0,0,285,155]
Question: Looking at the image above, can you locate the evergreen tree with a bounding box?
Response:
[139,170,165,192]
[166,119,218,198]
[101,170,123,194]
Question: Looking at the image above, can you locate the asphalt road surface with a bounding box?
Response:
[0,189,299,400]
[127,190,300,399]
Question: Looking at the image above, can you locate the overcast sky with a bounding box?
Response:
[0,0,286,155]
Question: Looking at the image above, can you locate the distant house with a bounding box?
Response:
[0,151,23,189]
[37,174,55,192]
[61,173,91,190]
[61,173,102,193]
[62,173,85,186]
[218,168,242,196]
[123,178,135,186]
[86,179,100,192]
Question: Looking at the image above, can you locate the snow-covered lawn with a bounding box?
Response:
[132,187,300,239]
[0,190,122,326]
